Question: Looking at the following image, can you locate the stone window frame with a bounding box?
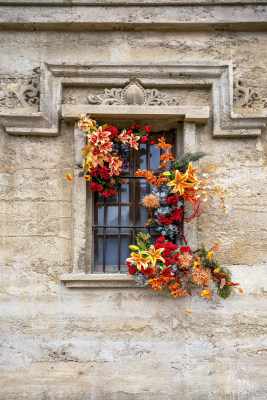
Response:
[60,113,207,288]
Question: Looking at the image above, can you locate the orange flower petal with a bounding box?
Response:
[185,309,192,313]
[67,173,73,181]
[238,288,244,294]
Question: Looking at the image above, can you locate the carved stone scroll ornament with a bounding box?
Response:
[233,79,259,108]
[88,79,179,106]
[0,79,40,109]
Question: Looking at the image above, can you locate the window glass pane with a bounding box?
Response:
[98,206,104,225]
[105,237,118,265]
[97,237,103,266]
[121,146,130,172]
[121,206,130,226]
[140,181,149,198]
[107,206,118,226]
[140,143,147,170]
[140,207,148,226]
[121,183,129,202]
[150,146,161,171]
[120,237,130,265]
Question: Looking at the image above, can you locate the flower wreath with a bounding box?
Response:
[68,115,243,311]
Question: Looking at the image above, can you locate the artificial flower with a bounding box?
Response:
[201,289,211,298]
[167,170,194,196]
[143,246,165,267]
[126,251,152,271]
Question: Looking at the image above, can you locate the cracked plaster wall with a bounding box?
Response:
[0,3,267,400]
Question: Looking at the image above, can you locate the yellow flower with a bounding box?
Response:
[213,267,220,274]
[201,289,211,298]
[126,251,151,271]
[143,246,165,267]
[167,170,194,196]
[185,309,192,313]
[207,251,214,259]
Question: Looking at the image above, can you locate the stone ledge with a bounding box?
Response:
[60,274,137,288]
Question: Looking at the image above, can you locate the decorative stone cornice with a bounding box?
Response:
[0,61,266,137]
[0,3,266,31]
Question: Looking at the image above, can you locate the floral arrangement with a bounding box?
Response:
[127,233,241,306]
[126,136,242,309]
[67,115,242,309]
[67,115,155,197]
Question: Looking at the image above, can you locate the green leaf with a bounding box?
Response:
[171,152,208,173]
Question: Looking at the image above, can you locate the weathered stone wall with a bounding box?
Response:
[1,2,267,399]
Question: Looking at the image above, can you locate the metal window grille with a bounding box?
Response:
[93,131,175,273]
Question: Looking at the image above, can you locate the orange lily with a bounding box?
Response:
[186,162,200,184]
[143,246,165,267]
[126,251,151,271]
[167,170,194,196]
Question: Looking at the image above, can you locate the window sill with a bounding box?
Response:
[60,274,136,288]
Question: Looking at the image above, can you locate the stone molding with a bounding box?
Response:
[0,4,266,32]
[0,61,266,137]
[1,1,266,4]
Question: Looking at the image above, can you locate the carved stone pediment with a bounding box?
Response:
[88,79,179,106]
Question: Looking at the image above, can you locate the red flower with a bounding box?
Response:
[102,189,116,197]
[107,125,119,140]
[156,236,166,243]
[172,253,180,263]
[128,267,137,275]
[170,209,183,221]
[164,242,173,248]
[141,266,154,276]
[180,246,191,254]
[127,129,133,135]
[165,195,179,206]
[145,126,152,133]
[171,244,179,251]
[127,261,132,268]
[162,268,172,277]
[154,243,163,250]
[162,248,172,257]
[89,182,103,192]
[135,123,141,130]
[149,140,156,146]
[130,125,135,130]
[140,136,148,143]
[158,215,173,225]
[164,258,173,267]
